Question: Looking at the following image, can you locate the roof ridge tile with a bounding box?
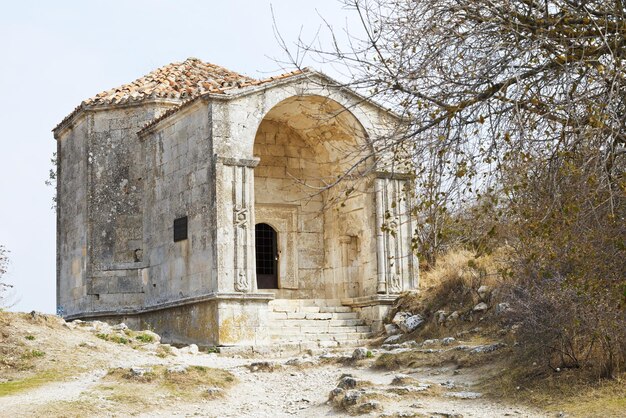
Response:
[82,57,256,107]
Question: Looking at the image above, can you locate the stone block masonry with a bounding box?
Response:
[54,58,418,348]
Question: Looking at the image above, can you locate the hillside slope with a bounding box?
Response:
[0,310,556,417]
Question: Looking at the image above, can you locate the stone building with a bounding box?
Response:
[54,58,418,349]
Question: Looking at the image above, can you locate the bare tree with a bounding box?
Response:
[279,0,625,375]
[280,0,625,264]
[0,245,11,307]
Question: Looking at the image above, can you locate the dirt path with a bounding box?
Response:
[133,350,547,418]
[2,347,547,418]
[0,312,548,418]
[0,369,107,409]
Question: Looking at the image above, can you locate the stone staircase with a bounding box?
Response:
[267,299,373,349]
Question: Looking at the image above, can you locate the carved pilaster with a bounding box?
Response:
[375,178,387,293]
[216,156,259,293]
[374,176,418,294]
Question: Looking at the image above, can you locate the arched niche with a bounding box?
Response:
[252,94,378,300]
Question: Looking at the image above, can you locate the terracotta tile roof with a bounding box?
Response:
[85,57,256,106]
[54,57,306,135]
[138,68,308,134]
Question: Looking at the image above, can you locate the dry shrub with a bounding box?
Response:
[385,249,510,342]
[502,146,626,379]
[506,280,626,379]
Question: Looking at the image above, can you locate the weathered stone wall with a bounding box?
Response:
[87,104,175,311]
[57,117,90,316]
[56,73,418,345]
[93,294,270,347]
[142,104,214,304]
[322,182,378,299]
[57,102,180,316]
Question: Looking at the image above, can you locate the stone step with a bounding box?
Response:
[318,306,353,313]
[268,325,369,335]
[268,312,306,320]
[268,299,342,308]
[268,318,366,326]
[267,319,333,327]
[266,299,372,348]
[325,326,370,334]
[331,332,373,341]
[329,319,364,327]
[269,332,372,342]
[270,306,322,314]
[303,312,333,319]
[267,321,367,329]
[278,338,373,352]
[269,305,299,313]
[268,312,332,321]
[268,311,360,320]
[328,312,360,319]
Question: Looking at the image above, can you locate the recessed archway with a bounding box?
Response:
[252,95,377,300]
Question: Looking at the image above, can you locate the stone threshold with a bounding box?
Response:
[64,291,275,321]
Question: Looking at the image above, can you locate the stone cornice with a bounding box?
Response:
[216,156,261,168]
[52,99,181,140]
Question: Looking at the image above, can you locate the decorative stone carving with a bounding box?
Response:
[389,273,402,294]
[375,176,418,294]
[234,205,248,228]
[220,157,259,293]
[235,271,249,292]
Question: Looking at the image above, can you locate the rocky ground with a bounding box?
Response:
[0,311,552,418]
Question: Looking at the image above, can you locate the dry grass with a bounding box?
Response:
[163,365,235,397]
[420,249,504,291]
[382,249,512,347]
[0,369,68,397]
[391,249,506,322]
[374,341,507,371]
[0,311,165,399]
[31,399,100,418]
[0,312,77,396]
[482,365,626,417]
[103,365,236,402]
[155,344,175,358]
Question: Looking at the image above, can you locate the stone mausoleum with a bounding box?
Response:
[54,58,418,349]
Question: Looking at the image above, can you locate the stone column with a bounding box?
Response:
[215,156,259,293]
[374,174,419,294]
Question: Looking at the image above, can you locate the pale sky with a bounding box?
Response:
[0,0,360,313]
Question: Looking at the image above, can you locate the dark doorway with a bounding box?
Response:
[255,223,278,289]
